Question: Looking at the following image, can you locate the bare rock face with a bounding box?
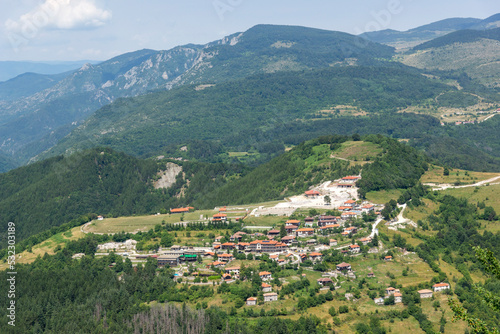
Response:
[154,162,183,189]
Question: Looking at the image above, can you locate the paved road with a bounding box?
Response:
[427,175,500,191]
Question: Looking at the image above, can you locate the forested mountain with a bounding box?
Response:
[400,27,500,87]
[37,65,463,160]
[0,148,165,245]
[360,13,500,48]
[0,25,393,167]
[412,27,500,50]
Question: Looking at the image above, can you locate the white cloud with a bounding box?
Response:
[5,0,112,33]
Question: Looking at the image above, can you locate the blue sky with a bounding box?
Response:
[1,0,499,61]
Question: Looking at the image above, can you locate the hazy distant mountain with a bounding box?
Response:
[0,72,70,101]
[401,27,500,87]
[0,60,95,82]
[0,24,393,166]
[360,13,500,48]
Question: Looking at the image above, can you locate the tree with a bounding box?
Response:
[443,167,450,176]
[324,195,331,206]
[279,224,286,238]
[483,207,497,221]
[449,246,500,334]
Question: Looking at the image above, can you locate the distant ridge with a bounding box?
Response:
[360,13,500,47]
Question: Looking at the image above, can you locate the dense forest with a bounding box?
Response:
[41,65,463,160]
[0,148,164,246]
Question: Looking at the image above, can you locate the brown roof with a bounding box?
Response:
[218,253,233,258]
[297,228,314,232]
[317,278,333,282]
[262,283,271,288]
[259,271,272,276]
[433,283,450,288]
[418,289,433,294]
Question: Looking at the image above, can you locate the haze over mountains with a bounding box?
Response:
[0,14,500,173]
[360,13,500,48]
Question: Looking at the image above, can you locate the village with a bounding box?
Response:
[91,175,452,309]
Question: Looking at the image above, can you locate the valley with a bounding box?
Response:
[1,12,500,333]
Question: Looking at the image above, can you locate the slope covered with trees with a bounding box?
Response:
[41,65,458,160]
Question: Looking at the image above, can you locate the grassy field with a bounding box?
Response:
[441,183,500,213]
[404,199,439,223]
[365,189,402,204]
[242,215,288,227]
[0,226,85,271]
[332,141,383,163]
[421,165,500,184]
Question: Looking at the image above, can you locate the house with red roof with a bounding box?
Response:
[296,228,314,237]
[309,252,323,262]
[341,176,360,182]
[212,213,227,222]
[218,253,234,262]
[221,242,236,250]
[304,190,320,197]
[433,283,450,292]
[317,278,333,286]
[259,271,272,281]
[358,237,372,245]
[246,297,257,306]
[170,207,194,214]
[344,199,357,207]
[336,262,351,272]
[349,244,361,253]
[267,229,280,237]
[286,219,301,226]
[262,282,272,292]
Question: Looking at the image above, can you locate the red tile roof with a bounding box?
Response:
[305,190,320,195]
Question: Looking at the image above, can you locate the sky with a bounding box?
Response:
[1,0,500,62]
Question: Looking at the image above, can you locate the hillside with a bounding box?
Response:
[360,13,500,48]
[0,25,393,166]
[0,148,166,246]
[400,28,500,87]
[37,65,462,161]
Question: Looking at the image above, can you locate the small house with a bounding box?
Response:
[317,277,333,286]
[432,283,450,292]
[262,283,272,292]
[246,297,257,306]
[418,289,433,299]
[263,292,278,302]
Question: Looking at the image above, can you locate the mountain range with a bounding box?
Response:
[0,25,393,166]
[0,15,500,173]
[360,13,500,48]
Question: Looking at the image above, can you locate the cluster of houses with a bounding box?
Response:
[374,283,450,305]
